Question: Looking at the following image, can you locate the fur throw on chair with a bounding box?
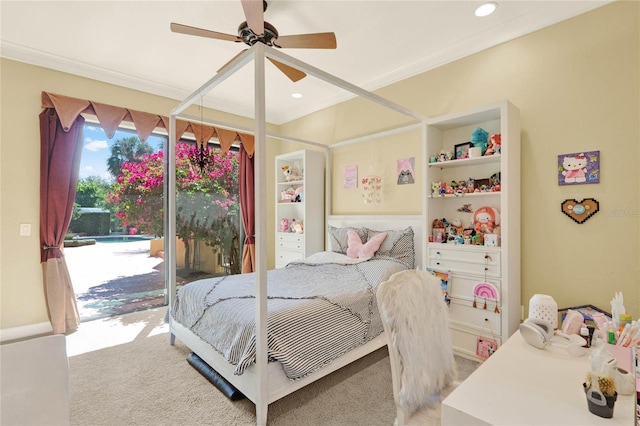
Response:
[377,269,458,423]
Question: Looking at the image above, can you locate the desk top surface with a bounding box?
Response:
[442,330,637,426]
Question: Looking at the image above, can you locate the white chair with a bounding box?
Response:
[376,269,459,426]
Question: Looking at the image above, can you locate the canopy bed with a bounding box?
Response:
[166,43,426,425]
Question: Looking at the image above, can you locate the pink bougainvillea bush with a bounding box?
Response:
[107,143,240,268]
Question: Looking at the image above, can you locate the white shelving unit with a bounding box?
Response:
[423,100,521,360]
[275,149,325,268]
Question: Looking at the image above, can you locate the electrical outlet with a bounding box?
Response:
[520,305,525,321]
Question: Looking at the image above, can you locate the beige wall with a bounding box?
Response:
[0,60,275,329]
[282,1,640,319]
[1,1,638,331]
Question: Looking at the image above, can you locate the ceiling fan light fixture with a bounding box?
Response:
[475,2,497,17]
[291,93,303,99]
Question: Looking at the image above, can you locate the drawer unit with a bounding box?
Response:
[448,298,502,335]
[449,324,503,360]
[275,248,304,268]
[428,245,500,277]
[448,273,501,303]
[277,233,304,251]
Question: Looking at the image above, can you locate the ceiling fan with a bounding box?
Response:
[170,0,337,82]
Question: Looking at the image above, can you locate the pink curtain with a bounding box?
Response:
[239,145,255,273]
[39,108,84,334]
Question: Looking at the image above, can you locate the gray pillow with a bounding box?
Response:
[366,226,415,269]
[328,225,367,254]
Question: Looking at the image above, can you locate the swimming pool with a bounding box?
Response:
[79,235,154,243]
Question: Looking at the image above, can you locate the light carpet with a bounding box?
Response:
[67,308,479,425]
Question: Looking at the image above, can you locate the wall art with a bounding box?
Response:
[396,157,415,185]
[557,150,600,185]
[561,198,600,224]
[343,165,357,189]
[361,175,382,204]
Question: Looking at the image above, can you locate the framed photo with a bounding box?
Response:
[454,142,473,159]
[557,150,600,185]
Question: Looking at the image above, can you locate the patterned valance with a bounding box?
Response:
[41,92,255,156]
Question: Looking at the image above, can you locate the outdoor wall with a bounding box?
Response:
[280,1,640,319]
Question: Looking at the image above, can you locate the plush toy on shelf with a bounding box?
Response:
[471,127,489,155]
[485,134,501,156]
[279,217,290,232]
[291,219,304,234]
[280,186,296,202]
[473,206,500,234]
[281,165,302,182]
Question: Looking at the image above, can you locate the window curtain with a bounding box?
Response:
[40,92,255,154]
[39,108,84,334]
[239,144,255,273]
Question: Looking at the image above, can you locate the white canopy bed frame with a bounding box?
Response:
[166,43,426,425]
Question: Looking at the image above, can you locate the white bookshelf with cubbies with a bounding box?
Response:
[423,100,521,360]
[275,149,324,268]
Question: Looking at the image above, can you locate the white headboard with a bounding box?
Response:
[327,215,424,269]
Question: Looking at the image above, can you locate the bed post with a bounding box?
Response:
[254,43,269,426]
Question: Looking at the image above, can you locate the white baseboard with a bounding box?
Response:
[0,322,53,343]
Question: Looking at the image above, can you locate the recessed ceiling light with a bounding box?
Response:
[291,93,303,99]
[475,2,497,17]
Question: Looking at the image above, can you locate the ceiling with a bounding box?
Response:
[1,0,611,125]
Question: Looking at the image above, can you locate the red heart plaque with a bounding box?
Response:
[561,198,599,224]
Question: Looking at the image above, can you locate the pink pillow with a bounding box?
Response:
[346,229,387,259]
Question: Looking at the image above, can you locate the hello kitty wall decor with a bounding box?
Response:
[557,150,600,185]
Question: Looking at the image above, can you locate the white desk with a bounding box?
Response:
[442,330,637,425]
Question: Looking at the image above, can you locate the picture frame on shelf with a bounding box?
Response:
[454,142,473,159]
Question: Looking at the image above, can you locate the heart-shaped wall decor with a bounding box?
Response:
[561,198,599,224]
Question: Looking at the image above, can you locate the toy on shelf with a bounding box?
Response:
[281,165,303,182]
[280,185,304,203]
[290,219,304,234]
[279,217,290,232]
[471,127,489,155]
[280,186,296,202]
[485,134,501,156]
[473,206,500,234]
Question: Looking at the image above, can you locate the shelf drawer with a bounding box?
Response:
[448,297,502,335]
[275,249,303,268]
[449,325,503,360]
[428,246,500,277]
[449,273,501,302]
[277,233,304,251]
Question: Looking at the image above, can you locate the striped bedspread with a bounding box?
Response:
[171,251,408,380]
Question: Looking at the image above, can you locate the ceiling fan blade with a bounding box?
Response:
[268,58,306,82]
[241,0,265,35]
[171,22,240,43]
[277,32,337,49]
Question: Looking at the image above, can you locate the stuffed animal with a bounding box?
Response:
[279,217,290,232]
[473,206,500,234]
[291,220,304,234]
[280,186,296,202]
[282,165,302,182]
[432,181,444,197]
[471,127,489,155]
[485,134,501,156]
[294,186,304,202]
